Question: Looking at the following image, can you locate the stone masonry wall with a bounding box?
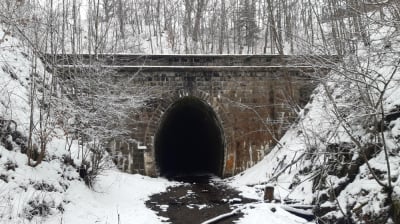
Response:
[106,70,317,177]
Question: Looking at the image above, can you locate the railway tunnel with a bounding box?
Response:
[49,54,337,177]
[154,96,225,177]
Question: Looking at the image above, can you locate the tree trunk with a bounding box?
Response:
[118,0,125,39]
[218,0,225,54]
[192,0,205,43]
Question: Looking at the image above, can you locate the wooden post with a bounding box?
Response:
[264,186,274,202]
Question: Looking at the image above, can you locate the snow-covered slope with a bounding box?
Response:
[230,19,400,223]
[0,30,33,132]
[0,29,175,224]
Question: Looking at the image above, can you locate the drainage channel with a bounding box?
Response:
[145,175,256,224]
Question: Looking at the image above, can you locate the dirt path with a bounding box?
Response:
[146,175,255,224]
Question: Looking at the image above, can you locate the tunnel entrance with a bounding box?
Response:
[154,96,224,178]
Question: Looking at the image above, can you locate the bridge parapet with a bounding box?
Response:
[45,54,339,72]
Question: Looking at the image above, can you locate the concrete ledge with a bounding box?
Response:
[44,54,340,68]
[53,65,326,73]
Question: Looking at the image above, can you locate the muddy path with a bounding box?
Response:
[146,175,256,224]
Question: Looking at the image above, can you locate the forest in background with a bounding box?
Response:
[2,0,398,55]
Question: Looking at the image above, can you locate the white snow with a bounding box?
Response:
[235,203,312,224]
[48,171,174,224]
[0,30,35,133]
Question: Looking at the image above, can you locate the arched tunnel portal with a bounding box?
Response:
[154,96,225,177]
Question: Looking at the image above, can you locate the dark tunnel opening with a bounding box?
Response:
[155,97,224,178]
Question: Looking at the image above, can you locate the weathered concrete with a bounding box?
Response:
[48,54,334,177]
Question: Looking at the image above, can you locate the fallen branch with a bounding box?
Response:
[244,152,306,188]
[201,208,241,224]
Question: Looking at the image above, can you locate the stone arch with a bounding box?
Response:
[142,89,232,177]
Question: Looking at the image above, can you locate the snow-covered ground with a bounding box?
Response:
[47,171,173,224]
[0,143,174,223]
[236,203,312,224]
